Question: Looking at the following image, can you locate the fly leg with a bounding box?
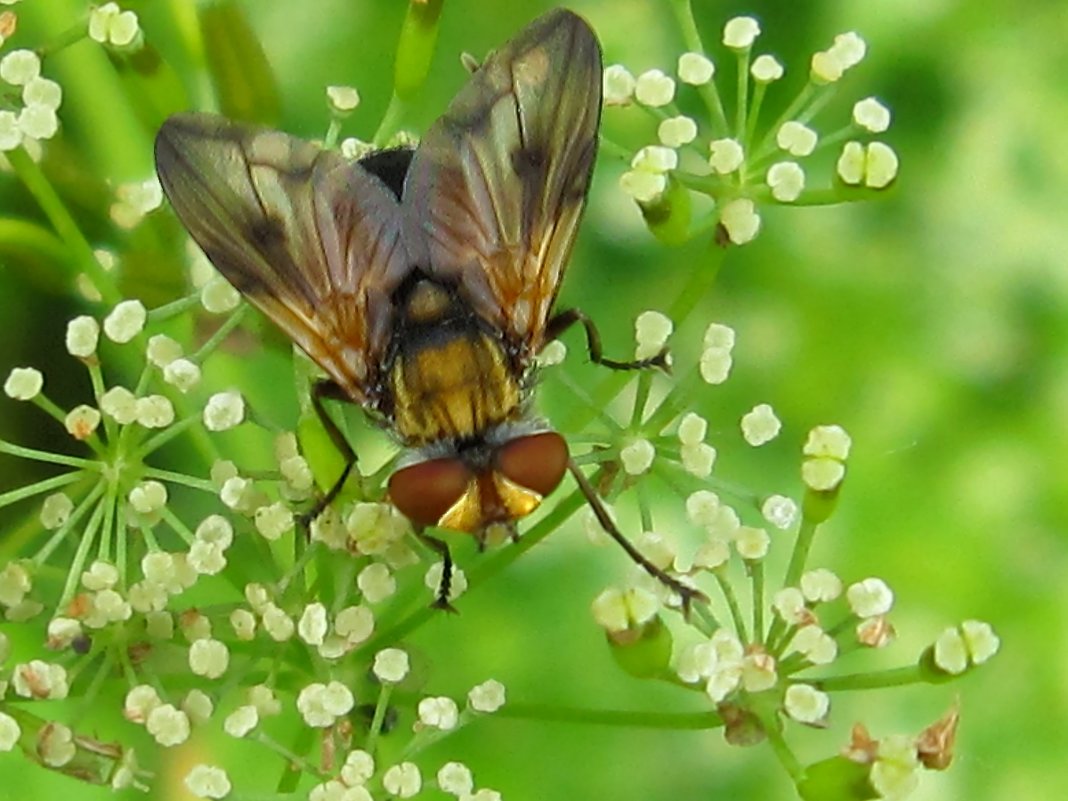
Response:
[544,308,669,372]
[298,380,358,529]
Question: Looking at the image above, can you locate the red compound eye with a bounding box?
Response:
[496,431,569,498]
[388,458,473,528]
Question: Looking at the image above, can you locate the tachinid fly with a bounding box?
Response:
[155,8,701,610]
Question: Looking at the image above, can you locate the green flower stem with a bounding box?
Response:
[102,480,120,576]
[32,480,105,565]
[36,20,89,59]
[752,694,804,783]
[71,651,117,728]
[86,360,117,444]
[372,93,407,148]
[745,82,769,149]
[630,368,653,430]
[691,598,721,637]
[251,731,322,779]
[734,50,750,141]
[57,489,107,609]
[764,517,819,648]
[0,439,100,472]
[0,468,85,510]
[668,0,729,135]
[365,681,396,757]
[667,238,726,324]
[714,568,748,643]
[147,293,203,322]
[139,467,215,494]
[749,559,765,643]
[191,303,250,363]
[133,413,205,462]
[811,664,927,692]
[323,118,343,151]
[5,147,120,305]
[599,135,632,163]
[635,478,654,532]
[160,506,196,547]
[789,186,893,207]
[492,701,723,730]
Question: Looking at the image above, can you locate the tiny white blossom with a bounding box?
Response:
[65,405,101,440]
[677,412,707,445]
[804,424,852,459]
[789,624,838,665]
[750,54,783,82]
[536,339,567,367]
[146,704,191,747]
[254,502,294,541]
[960,619,1000,664]
[0,110,21,150]
[741,650,777,692]
[424,562,467,602]
[677,51,714,85]
[602,64,636,105]
[634,309,672,360]
[776,121,818,156]
[784,683,830,723]
[723,16,760,50]
[203,391,245,431]
[340,137,374,160]
[18,105,58,140]
[12,660,68,699]
[341,749,375,786]
[933,628,968,674]
[772,587,808,625]
[802,457,846,490]
[357,563,396,603]
[229,608,256,641]
[741,403,782,446]
[417,696,459,730]
[810,50,843,84]
[865,141,899,188]
[297,602,329,646]
[619,169,666,204]
[676,641,718,683]
[830,31,867,70]
[0,49,40,85]
[438,762,474,796]
[200,277,241,313]
[261,603,295,641]
[65,315,100,358]
[128,480,167,515]
[38,722,76,767]
[184,765,232,800]
[383,763,422,798]
[657,115,698,147]
[734,525,770,560]
[23,77,63,110]
[82,560,119,591]
[853,96,891,133]
[0,712,20,751]
[40,492,74,529]
[188,638,229,679]
[847,577,894,618]
[4,366,43,400]
[620,438,655,475]
[767,161,805,202]
[631,145,678,173]
[870,735,920,800]
[145,334,182,368]
[634,69,675,107]
[373,647,410,683]
[800,568,843,602]
[102,299,146,343]
[708,138,744,174]
[468,678,506,713]
[123,684,162,723]
[101,386,137,424]
[223,705,259,738]
[135,395,175,428]
[681,442,716,477]
[719,198,761,245]
[591,585,660,632]
[327,85,360,113]
[761,495,798,529]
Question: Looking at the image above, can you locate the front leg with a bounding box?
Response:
[545,308,669,372]
[299,379,358,528]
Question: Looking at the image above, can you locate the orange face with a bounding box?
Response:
[388,431,569,533]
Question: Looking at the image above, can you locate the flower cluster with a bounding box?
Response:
[605,13,898,245]
[564,310,998,799]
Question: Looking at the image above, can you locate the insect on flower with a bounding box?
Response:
[154,9,702,610]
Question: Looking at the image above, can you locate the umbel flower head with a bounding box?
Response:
[606,14,898,246]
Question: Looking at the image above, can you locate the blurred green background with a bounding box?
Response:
[0,0,1064,799]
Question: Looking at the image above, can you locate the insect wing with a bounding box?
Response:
[404,9,603,355]
[154,112,411,402]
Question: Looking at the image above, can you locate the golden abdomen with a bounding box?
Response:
[390,330,521,445]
